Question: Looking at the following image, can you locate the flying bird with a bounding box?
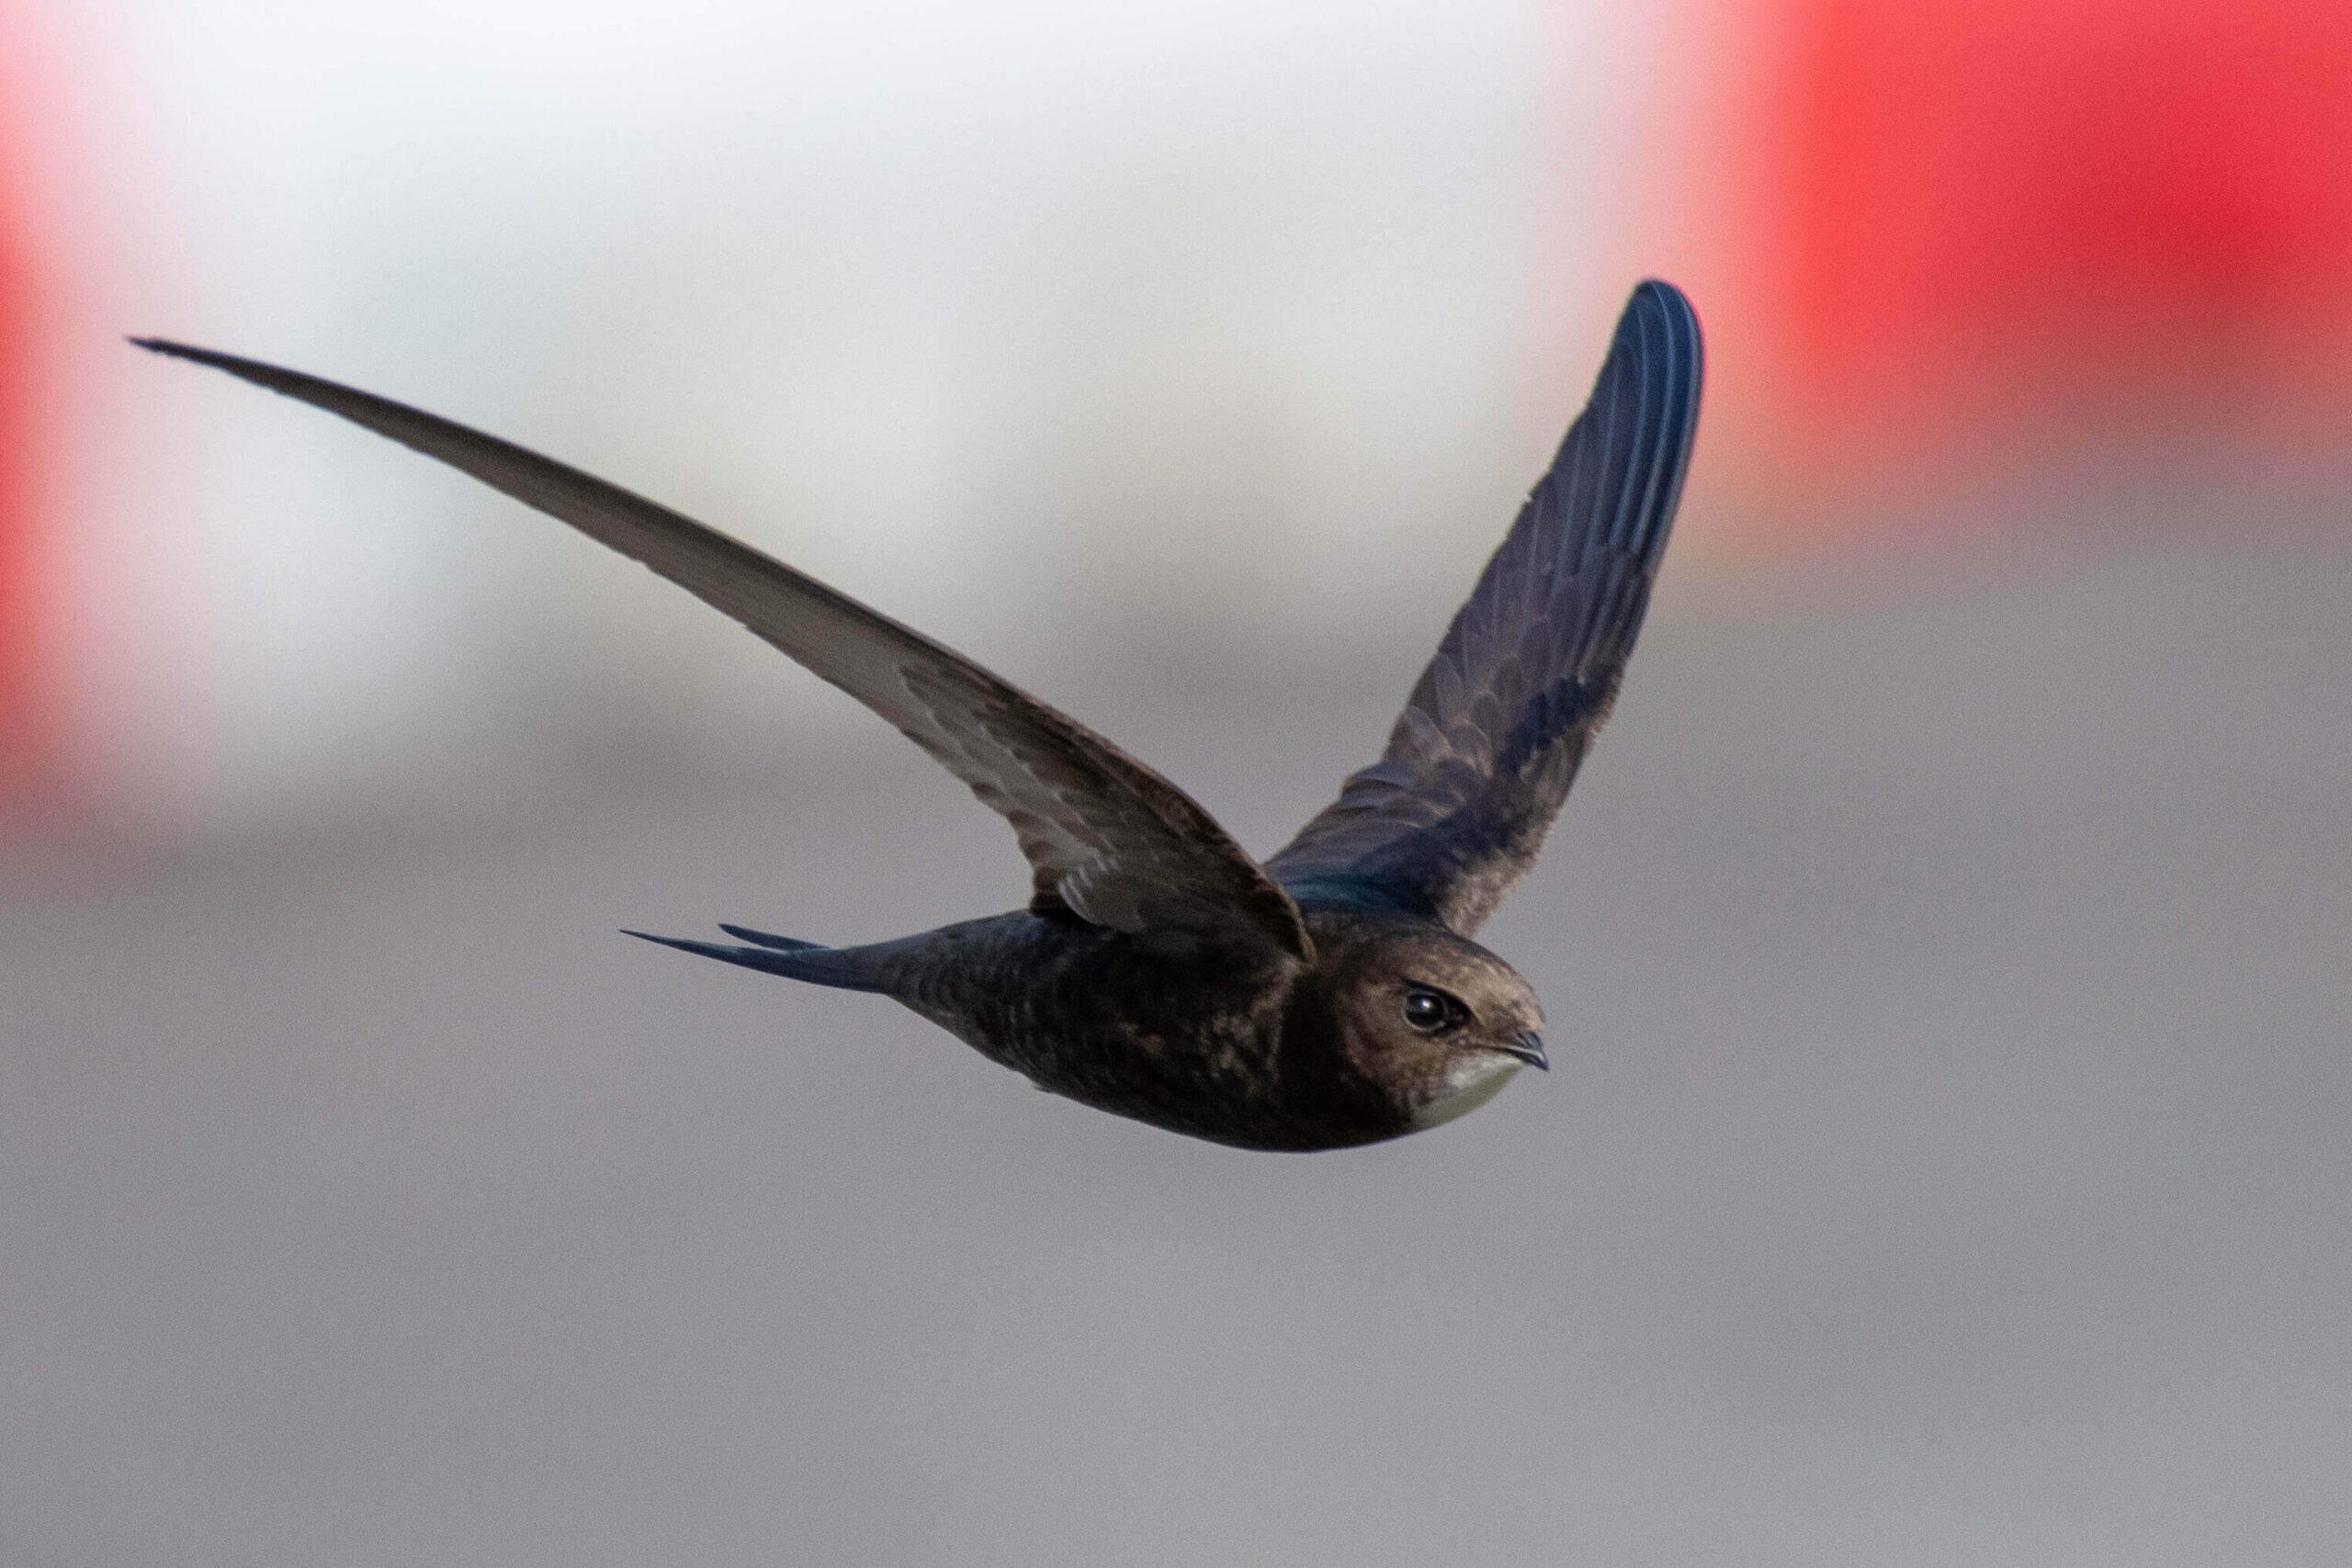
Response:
[136,279,1702,1150]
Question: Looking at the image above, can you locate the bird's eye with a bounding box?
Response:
[1401,987,1457,1033]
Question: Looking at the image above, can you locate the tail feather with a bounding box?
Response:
[718,923,820,952]
[624,929,889,993]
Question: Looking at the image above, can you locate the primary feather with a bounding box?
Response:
[1265,280,1702,935]
[131,337,1312,964]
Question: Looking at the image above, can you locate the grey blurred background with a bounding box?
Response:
[3,2,2348,1563]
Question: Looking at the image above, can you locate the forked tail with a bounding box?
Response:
[624,925,895,993]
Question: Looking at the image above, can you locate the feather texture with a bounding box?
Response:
[134,338,1312,962]
[1265,280,1702,935]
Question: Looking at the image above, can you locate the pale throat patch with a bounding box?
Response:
[1408,1052,1524,1130]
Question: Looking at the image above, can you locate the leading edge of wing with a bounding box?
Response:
[1263,280,1702,933]
[133,337,1311,961]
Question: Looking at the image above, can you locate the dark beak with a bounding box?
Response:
[1500,1032,1549,1071]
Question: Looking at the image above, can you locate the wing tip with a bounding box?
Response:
[1617,280,1703,396]
[128,337,298,393]
[1625,279,1702,355]
[1604,279,1704,564]
[129,335,214,364]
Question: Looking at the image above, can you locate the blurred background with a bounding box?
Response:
[3,1,2347,1562]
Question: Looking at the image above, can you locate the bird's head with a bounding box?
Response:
[1300,912,1547,1132]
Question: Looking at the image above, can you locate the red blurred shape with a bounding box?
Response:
[0,78,43,798]
[1770,0,2352,459]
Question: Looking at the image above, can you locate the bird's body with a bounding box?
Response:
[725,901,1539,1149]
[139,280,1702,1151]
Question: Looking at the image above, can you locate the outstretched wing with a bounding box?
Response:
[1264,280,1702,936]
[137,339,1310,962]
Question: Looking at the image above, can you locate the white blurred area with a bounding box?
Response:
[51,0,1657,832]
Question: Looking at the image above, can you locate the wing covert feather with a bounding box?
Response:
[136,338,1310,961]
[1265,281,1702,935]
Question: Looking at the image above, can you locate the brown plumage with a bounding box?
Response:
[135,279,1702,1149]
